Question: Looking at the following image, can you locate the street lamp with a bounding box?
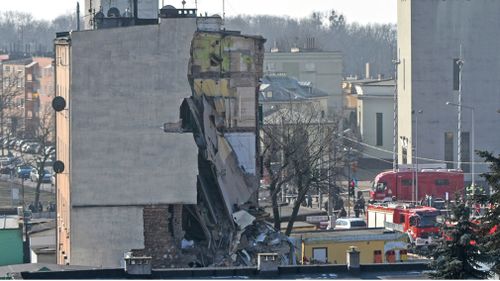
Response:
[446,101,475,187]
[412,109,423,203]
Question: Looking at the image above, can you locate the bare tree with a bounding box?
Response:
[18,105,54,210]
[261,103,342,235]
[0,65,25,155]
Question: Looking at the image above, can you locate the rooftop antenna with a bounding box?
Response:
[223,0,225,21]
[76,2,80,31]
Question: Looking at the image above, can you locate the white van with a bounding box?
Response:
[334,218,367,230]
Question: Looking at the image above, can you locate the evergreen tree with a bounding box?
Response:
[477,151,500,275]
[427,197,490,279]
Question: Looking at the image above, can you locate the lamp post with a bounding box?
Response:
[412,110,423,203]
[446,101,475,187]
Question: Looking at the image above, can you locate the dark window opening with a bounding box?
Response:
[435,179,450,186]
[461,132,470,173]
[444,132,454,169]
[376,113,383,146]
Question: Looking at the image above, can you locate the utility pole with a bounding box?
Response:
[456,45,464,170]
[413,110,423,202]
[392,50,400,172]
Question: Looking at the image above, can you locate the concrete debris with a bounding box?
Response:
[232,210,256,230]
[181,239,194,249]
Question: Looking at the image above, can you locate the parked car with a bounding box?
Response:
[0,164,15,175]
[14,139,26,151]
[44,146,55,155]
[334,218,367,230]
[8,139,16,149]
[16,165,31,179]
[26,143,41,154]
[30,168,52,183]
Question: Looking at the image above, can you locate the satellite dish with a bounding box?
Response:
[53,161,65,174]
[52,96,66,112]
[107,7,121,18]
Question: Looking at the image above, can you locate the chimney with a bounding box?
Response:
[365,63,370,79]
[257,253,279,277]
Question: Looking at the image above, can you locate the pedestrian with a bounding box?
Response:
[307,194,312,208]
[354,202,360,218]
[340,207,347,218]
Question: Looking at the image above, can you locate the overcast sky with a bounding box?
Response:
[0,0,396,25]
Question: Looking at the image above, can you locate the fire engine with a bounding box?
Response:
[370,168,464,202]
[367,203,441,246]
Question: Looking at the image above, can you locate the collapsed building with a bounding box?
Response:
[54,1,291,268]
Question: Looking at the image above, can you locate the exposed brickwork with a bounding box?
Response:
[132,205,184,268]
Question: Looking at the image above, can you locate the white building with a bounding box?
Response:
[354,79,395,163]
[397,0,500,183]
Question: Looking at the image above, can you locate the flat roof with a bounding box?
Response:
[290,228,405,242]
[0,215,20,229]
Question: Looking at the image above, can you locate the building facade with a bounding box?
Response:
[54,3,265,267]
[354,79,395,163]
[1,59,40,139]
[264,51,343,115]
[397,0,500,183]
[54,16,199,267]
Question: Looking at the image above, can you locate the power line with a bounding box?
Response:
[340,134,489,166]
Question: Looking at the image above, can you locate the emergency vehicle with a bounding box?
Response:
[370,168,464,202]
[367,203,441,246]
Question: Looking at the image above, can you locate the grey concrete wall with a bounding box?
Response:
[398,0,500,177]
[71,206,144,267]
[70,19,198,206]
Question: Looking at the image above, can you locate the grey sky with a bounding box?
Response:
[0,0,396,25]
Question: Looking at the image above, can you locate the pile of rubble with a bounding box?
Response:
[179,209,294,268]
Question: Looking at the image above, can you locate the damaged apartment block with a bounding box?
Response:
[54,0,292,268]
[165,29,294,267]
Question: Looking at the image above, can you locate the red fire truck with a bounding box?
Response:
[367,203,441,246]
[369,169,464,202]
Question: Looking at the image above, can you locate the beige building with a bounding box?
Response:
[264,51,343,116]
[1,58,40,138]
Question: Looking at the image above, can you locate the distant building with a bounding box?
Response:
[259,73,328,115]
[290,228,408,264]
[1,58,40,139]
[347,79,395,168]
[264,51,343,115]
[397,0,500,183]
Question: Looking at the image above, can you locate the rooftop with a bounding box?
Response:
[0,215,20,229]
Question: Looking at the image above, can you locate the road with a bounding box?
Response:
[0,175,55,208]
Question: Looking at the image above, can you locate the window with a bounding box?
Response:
[350,220,367,227]
[312,247,327,263]
[401,179,414,186]
[461,132,470,173]
[376,113,383,146]
[444,132,454,169]
[435,179,450,186]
